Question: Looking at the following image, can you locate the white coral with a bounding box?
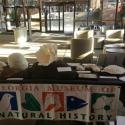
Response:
[103,65,125,75]
[8,53,28,70]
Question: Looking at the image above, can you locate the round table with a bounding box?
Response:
[105,48,125,53]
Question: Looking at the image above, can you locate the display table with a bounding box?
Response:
[103,43,125,54]
[104,48,125,54]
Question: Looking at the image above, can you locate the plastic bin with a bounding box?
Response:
[13,27,27,47]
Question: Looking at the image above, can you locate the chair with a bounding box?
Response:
[105,29,124,44]
[74,30,94,39]
[94,36,105,49]
[71,38,94,60]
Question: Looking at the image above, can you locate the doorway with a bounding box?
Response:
[44,2,64,32]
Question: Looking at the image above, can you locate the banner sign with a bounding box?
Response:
[0,84,120,122]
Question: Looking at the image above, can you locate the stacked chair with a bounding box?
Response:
[105,29,124,44]
[70,30,94,62]
[103,29,124,53]
[74,29,94,39]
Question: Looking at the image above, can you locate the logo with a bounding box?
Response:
[67,96,88,111]
[91,93,115,113]
[22,93,41,111]
[0,92,18,111]
[42,92,64,112]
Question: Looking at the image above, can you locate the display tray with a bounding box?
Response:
[97,71,125,77]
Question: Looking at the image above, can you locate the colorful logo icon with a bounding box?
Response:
[67,96,88,111]
[91,93,115,113]
[42,92,64,112]
[0,92,18,111]
[22,93,41,111]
